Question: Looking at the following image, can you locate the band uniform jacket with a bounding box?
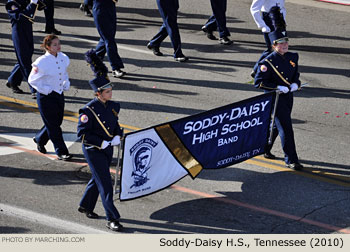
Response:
[77,98,122,149]
[254,51,301,91]
[6,0,38,25]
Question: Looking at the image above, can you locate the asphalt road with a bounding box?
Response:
[0,0,349,235]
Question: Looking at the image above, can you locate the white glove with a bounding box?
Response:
[261,26,271,33]
[277,85,289,94]
[62,80,70,91]
[111,135,121,146]
[31,0,38,4]
[101,140,110,149]
[290,83,299,92]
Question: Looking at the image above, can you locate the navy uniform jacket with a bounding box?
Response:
[6,0,38,26]
[254,51,300,90]
[77,98,122,149]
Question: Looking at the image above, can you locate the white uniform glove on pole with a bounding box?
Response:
[111,135,121,146]
[290,83,298,92]
[101,140,111,149]
[277,85,289,93]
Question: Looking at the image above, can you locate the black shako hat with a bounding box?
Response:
[269,30,288,44]
[85,49,112,92]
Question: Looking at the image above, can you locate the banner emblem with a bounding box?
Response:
[130,138,158,188]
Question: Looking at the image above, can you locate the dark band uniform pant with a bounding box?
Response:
[204,0,230,38]
[34,91,69,155]
[273,93,299,164]
[80,146,121,221]
[149,0,183,58]
[93,2,124,71]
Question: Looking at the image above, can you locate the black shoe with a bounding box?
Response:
[219,36,233,45]
[7,82,24,94]
[174,56,189,62]
[112,69,126,78]
[250,70,256,78]
[78,207,99,219]
[33,137,47,154]
[57,154,73,161]
[146,43,163,56]
[264,152,276,159]
[45,28,62,35]
[286,163,304,170]
[106,220,123,232]
[81,4,93,17]
[84,9,92,17]
[201,26,216,40]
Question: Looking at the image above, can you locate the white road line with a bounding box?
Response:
[0,133,77,158]
[70,36,155,55]
[0,203,110,234]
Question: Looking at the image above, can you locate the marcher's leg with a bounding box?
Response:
[210,0,230,38]
[37,92,69,156]
[93,5,124,71]
[274,96,299,165]
[44,0,61,34]
[149,23,168,48]
[157,0,184,58]
[7,64,24,93]
[204,15,218,32]
[83,147,121,221]
[79,177,99,212]
[202,15,217,40]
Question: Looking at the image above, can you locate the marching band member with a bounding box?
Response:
[29,35,72,161]
[147,0,188,62]
[77,49,124,232]
[5,0,38,96]
[254,31,303,170]
[250,0,287,77]
[201,0,233,45]
[43,0,61,35]
[92,0,125,78]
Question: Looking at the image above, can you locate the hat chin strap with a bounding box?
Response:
[97,83,112,91]
[274,37,289,44]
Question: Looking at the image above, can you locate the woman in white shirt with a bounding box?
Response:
[29,34,72,161]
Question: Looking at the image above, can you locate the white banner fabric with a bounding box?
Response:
[120,128,188,200]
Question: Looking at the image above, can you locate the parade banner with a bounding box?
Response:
[120,92,274,200]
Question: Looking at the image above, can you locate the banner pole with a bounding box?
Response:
[114,128,124,197]
[268,91,280,145]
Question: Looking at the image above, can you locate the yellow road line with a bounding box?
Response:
[0,95,135,131]
[1,95,349,186]
[245,159,350,187]
[254,152,350,183]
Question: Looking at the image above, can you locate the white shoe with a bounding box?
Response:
[112,69,126,78]
[174,56,189,62]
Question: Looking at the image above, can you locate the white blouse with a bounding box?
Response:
[250,0,286,29]
[29,51,70,95]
